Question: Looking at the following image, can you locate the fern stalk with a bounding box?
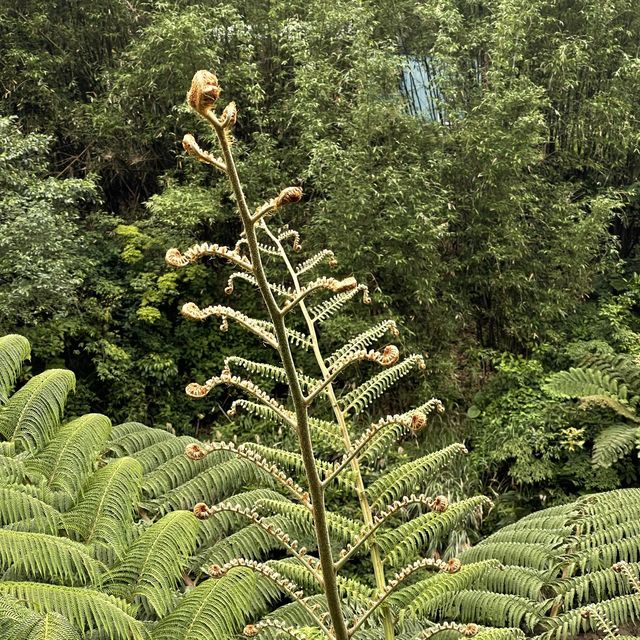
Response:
[198,86,350,640]
[264,224,396,640]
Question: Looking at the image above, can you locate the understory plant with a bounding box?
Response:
[167,70,496,640]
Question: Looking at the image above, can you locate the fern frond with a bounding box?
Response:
[225,356,319,390]
[379,496,492,566]
[327,320,399,368]
[0,529,107,586]
[295,250,336,277]
[592,424,640,468]
[64,457,142,551]
[256,498,362,546]
[460,542,560,573]
[108,511,199,617]
[309,285,370,324]
[244,442,355,489]
[387,560,500,619]
[545,368,639,422]
[539,594,640,640]
[27,414,111,499]
[0,370,75,452]
[0,582,149,640]
[367,444,467,508]
[106,424,173,456]
[340,355,426,414]
[252,319,313,350]
[145,458,260,515]
[225,272,293,298]
[16,612,82,640]
[140,449,230,502]
[152,567,274,640]
[0,334,30,405]
[131,435,199,473]
[0,486,62,534]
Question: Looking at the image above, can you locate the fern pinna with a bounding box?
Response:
[544,351,640,468]
[167,69,493,640]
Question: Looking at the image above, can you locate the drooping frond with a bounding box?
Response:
[106,424,174,456]
[0,485,63,534]
[0,529,107,586]
[16,612,82,640]
[151,568,273,640]
[545,368,640,422]
[0,370,76,452]
[64,457,142,550]
[26,414,111,499]
[389,561,502,619]
[591,423,640,468]
[379,497,493,566]
[367,444,468,508]
[0,334,30,405]
[0,582,149,640]
[108,511,200,617]
[539,594,640,640]
[459,542,559,573]
[340,355,426,414]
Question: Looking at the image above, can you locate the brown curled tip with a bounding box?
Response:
[432,495,449,513]
[463,623,479,637]
[209,564,223,577]
[445,557,461,573]
[275,186,303,208]
[243,624,258,637]
[185,442,206,460]
[410,411,427,432]
[380,345,400,366]
[193,502,210,519]
[187,70,221,115]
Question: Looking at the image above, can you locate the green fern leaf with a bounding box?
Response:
[379,496,492,566]
[108,511,199,617]
[0,334,30,405]
[152,567,274,640]
[368,444,467,508]
[64,457,142,551]
[0,582,149,639]
[106,425,174,456]
[0,370,75,452]
[131,435,199,473]
[592,423,640,467]
[0,485,62,534]
[26,414,111,499]
[340,355,425,414]
[0,529,107,586]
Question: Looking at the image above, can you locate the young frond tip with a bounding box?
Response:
[187,69,221,116]
[182,134,226,170]
[275,187,303,208]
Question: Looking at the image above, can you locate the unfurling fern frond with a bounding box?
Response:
[340,355,426,414]
[0,370,76,452]
[368,444,468,508]
[0,334,30,405]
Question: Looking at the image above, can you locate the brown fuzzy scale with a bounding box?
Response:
[187,70,221,115]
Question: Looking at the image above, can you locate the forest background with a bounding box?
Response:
[1,0,640,530]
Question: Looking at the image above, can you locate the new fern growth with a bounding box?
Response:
[168,70,491,640]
